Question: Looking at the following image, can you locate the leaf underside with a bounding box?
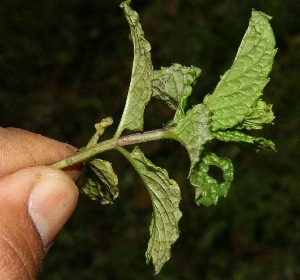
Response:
[152,63,201,124]
[79,159,119,204]
[78,118,119,204]
[116,0,153,136]
[120,147,182,274]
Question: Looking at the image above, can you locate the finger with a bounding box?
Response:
[0,166,79,279]
[0,127,81,179]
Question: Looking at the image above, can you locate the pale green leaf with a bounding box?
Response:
[164,104,214,171]
[116,0,153,136]
[78,158,119,204]
[204,11,277,131]
[236,99,275,130]
[213,130,276,151]
[190,152,234,206]
[86,117,113,147]
[119,147,182,274]
[152,63,201,123]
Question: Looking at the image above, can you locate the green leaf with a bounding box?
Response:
[203,11,277,131]
[78,117,118,203]
[164,104,214,171]
[119,147,182,274]
[236,99,275,130]
[213,130,276,151]
[78,159,119,204]
[190,152,234,206]
[116,0,153,136]
[152,63,201,124]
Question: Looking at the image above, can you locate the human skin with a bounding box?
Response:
[0,128,81,279]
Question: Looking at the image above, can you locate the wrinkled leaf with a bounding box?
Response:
[236,99,275,130]
[204,11,277,131]
[119,147,182,274]
[190,152,234,206]
[164,104,214,171]
[152,63,201,123]
[79,159,119,204]
[116,0,153,136]
[213,130,276,151]
[77,117,118,203]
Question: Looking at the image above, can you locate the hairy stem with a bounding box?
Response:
[52,127,172,169]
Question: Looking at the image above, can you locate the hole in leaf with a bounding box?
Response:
[207,165,224,184]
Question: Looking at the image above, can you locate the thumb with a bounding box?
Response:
[0,166,78,279]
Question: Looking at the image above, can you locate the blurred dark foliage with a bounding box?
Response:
[1,0,300,279]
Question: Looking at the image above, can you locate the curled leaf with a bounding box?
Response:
[86,117,113,147]
[77,117,119,203]
[78,159,119,204]
[236,99,275,130]
[213,130,276,151]
[190,152,234,206]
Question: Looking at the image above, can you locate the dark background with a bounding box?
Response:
[1,0,300,279]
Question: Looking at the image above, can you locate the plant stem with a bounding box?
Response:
[52,127,172,169]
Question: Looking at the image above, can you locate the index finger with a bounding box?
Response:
[0,127,81,179]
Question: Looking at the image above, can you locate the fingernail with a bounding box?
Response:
[28,172,78,248]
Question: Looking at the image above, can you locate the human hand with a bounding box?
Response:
[0,128,81,279]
